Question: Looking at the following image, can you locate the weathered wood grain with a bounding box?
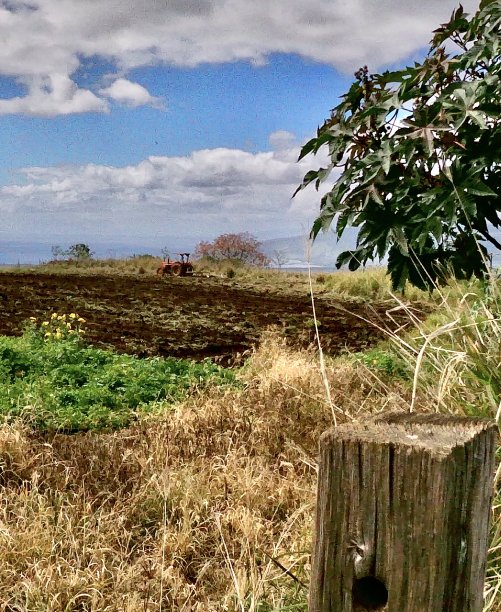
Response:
[309,413,498,611]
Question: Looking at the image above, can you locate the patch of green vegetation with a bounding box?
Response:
[355,347,410,379]
[0,314,236,433]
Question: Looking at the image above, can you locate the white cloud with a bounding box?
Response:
[0,73,108,116]
[100,78,164,109]
[0,138,329,241]
[269,130,297,150]
[0,0,480,116]
[269,131,299,162]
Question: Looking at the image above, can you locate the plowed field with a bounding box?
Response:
[0,272,412,363]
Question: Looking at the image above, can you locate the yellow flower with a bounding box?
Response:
[51,313,58,319]
[78,317,86,323]
[44,332,52,338]
[29,316,37,322]
[69,313,77,319]
[55,330,62,339]
[42,321,49,326]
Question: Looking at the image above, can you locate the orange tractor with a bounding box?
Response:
[156,253,194,277]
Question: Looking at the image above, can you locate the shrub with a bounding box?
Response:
[52,243,94,261]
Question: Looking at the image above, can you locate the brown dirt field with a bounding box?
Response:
[0,272,415,362]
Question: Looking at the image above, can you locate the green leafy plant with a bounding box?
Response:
[296,0,501,291]
[356,347,409,379]
[0,314,236,432]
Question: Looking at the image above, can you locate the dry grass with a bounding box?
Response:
[0,331,403,611]
[0,267,498,610]
[36,255,161,276]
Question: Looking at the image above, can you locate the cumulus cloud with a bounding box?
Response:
[0,0,479,116]
[269,131,299,162]
[0,73,108,116]
[0,138,328,241]
[269,130,297,150]
[99,78,164,109]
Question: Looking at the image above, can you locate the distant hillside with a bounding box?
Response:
[261,229,359,268]
[261,231,501,269]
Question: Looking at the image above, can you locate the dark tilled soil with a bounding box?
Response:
[0,272,415,363]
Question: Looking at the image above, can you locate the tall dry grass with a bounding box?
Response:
[0,331,405,611]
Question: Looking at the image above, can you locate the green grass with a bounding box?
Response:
[354,346,410,380]
[0,314,236,433]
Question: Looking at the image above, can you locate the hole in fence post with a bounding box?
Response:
[353,576,388,610]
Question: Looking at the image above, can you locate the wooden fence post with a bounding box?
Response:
[309,413,498,611]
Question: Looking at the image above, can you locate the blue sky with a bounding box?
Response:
[0,55,351,174]
[0,0,479,262]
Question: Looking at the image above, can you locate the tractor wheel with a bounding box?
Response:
[156,266,165,276]
[171,263,182,276]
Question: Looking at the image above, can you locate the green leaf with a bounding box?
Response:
[297,137,318,161]
[292,170,319,196]
[336,250,360,270]
[368,185,384,205]
[387,246,410,291]
[464,180,497,197]
[298,131,337,161]
[428,216,443,242]
[392,227,409,256]
[466,110,487,129]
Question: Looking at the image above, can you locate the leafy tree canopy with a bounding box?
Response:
[51,243,94,261]
[195,232,270,266]
[295,0,500,290]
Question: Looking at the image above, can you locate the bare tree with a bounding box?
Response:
[271,249,290,269]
